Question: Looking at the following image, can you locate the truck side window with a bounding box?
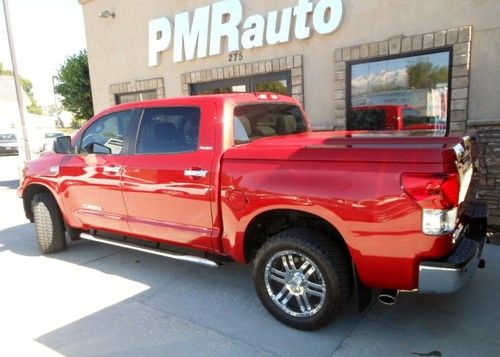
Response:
[233,103,307,145]
[80,110,132,154]
[136,107,201,154]
[234,116,251,144]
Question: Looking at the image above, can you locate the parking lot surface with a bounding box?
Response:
[0,155,499,356]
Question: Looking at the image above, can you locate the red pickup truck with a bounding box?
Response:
[18,93,487,330]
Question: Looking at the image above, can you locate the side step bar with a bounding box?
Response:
[80,233,220,268]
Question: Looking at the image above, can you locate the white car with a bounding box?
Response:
[0,133,18,155]
[39,132,65,152]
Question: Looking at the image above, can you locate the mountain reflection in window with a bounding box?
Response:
[348,51,450,135]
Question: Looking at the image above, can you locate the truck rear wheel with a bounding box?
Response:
[32,192,67,254]
[252,228,352,330]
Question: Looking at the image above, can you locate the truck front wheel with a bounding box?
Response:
[32,192,67,254]
[252,228,352,330]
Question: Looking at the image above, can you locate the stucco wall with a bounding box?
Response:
[81,0,500,127]
[468,26,500,123]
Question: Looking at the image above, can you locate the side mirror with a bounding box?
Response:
[53,136,72,154]
[84,142,112,155]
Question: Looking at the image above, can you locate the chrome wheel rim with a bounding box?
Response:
[264,250,326,317]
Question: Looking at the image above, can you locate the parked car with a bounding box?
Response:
[0,133,18,155]
[18,93,487,330]
[39,131,65,153]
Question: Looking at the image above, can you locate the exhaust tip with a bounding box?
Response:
[378,289,398,305]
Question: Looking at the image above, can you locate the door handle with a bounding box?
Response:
[184,169,208,178]
[103,166,122,174]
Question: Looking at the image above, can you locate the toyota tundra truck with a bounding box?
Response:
[18,93,487,330]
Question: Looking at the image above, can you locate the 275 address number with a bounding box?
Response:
[228,51,243,62]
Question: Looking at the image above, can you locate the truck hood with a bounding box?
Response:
[223,131,471,164]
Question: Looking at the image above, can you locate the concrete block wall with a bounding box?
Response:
[470,123,500,227]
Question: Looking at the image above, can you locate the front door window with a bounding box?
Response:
[80,111,133,154]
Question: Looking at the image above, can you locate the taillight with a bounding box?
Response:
[401,173,459,209]
[401,173,460,235]
[442,148,457,173]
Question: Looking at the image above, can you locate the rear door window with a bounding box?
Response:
[135,107,201,154]
[233,103,307,144]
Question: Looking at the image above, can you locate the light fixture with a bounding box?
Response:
[99,10,115,19]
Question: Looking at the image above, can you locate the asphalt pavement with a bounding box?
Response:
[0,155,499,356]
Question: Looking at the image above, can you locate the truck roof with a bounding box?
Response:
[99,93,300,118]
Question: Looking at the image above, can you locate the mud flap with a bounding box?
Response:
[353,263,372,312]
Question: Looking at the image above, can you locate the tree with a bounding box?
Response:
[0,62,13,76]
[46,104,62,118]
[20,77,43,114]
[55,50,93,121]
[407,60,448,89]
[256,81,288,95]
[27,101,43,115]
[46,104,64,127]
[0,62,43,114]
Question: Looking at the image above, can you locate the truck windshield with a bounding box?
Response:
[233,103,307,144]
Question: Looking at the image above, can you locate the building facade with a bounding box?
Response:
[79,0,500,226]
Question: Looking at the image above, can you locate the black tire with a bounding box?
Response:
[253,228,353,330]
[32,192,67,254]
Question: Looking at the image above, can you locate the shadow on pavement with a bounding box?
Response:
[0,221,367,356]
[0,222,40,256]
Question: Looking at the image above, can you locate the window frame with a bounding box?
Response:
[131,106,202,156]
[77,109,136,155]
[346,47,453,135]
[190,71,292,96]
[232,101,309,145]
[115,90,158,105]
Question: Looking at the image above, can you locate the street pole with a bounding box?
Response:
[52,75,63,128]
[2,0,31,162]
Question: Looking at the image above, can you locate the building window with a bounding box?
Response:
[347,49,451,134]
[109,78,165,106]
[191,72,291,96]
[333,26,472,133]
[181,55,304,104]
[115,90,157,104]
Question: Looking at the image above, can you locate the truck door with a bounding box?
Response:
[59,110,134,233]
[121,103,217,251]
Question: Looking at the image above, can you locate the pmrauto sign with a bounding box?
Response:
[149,0,343,65]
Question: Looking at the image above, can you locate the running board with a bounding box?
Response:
[79,233,220,268]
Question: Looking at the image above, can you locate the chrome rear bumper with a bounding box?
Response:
[418,200,487,294]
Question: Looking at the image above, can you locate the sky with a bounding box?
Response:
[0,0,86,107]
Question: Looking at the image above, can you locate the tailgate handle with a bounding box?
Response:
[103,165,122,174]
[184,169,207,178]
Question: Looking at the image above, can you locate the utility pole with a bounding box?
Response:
[2,0,31,162]
[52,75,63,128]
